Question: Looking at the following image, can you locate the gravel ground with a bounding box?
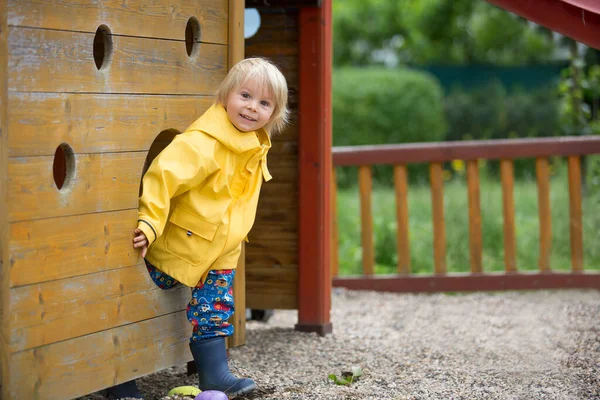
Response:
[81,288,600,400]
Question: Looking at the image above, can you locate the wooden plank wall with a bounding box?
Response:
[3,1,230,398]
[245,9,299,310]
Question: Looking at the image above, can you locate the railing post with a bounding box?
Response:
[500,159,517,272]
[467,160,482,273]
[429,163,446,274]
[358,165,374,276]
[567,156,583,271]
[394,165,410,274]
[535,158,552,272]
[331,167,339,278]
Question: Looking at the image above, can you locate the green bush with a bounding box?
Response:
[443,80,561,179]
[333,67,447,188]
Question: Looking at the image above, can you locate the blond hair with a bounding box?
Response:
[215,57,290,135]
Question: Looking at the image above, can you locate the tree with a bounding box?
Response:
[333,0,557,67]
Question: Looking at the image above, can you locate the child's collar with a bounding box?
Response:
[187,104,271,154]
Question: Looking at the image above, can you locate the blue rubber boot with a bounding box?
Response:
[104,380,144,399]
[190,337,256,397]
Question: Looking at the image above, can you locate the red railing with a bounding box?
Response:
[331,136,600,292]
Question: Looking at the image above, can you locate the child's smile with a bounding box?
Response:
[225,79,275,132]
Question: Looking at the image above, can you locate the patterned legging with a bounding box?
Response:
[145,260,235,342]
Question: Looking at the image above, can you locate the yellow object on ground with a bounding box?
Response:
[167,386,202,397]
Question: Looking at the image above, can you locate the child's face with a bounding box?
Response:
[225,79,275,132]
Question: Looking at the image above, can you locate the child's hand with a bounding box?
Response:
[133,228,149,258]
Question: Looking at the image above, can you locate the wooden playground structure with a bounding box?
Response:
[1,0,600,399]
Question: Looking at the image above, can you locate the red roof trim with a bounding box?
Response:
[560,0,600,15]
[486,0,600,50]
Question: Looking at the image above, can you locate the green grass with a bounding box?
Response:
[335,166,600,276]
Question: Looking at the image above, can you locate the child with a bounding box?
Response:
[112,58,289,400]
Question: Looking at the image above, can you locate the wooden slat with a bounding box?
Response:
[393,165,410,274]
[8,27,226,94]
[246,267,298,310]
[500,159,517,272]
[8,312,192,400]
[358,166,374,276]
[8,0,228,44]
[9,264,189,352]
[333,271,600,293]
[567,156,584,271]
[333,136,600,166]
[535,157,552,271]
[467,160,482,273]
[8,152,145,222]
[331,167,339,277]
[1,2,10,397]
[8,93,213,157]
[430,163,446,274]
[244,9,300,319]
[227,0,246,349]
[9,210,139,287]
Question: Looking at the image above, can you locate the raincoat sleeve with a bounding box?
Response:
[137,135,219,246]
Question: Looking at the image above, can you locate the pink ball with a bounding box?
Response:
[194,390,228,400]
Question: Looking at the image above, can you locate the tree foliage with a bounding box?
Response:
[333,0,557,67]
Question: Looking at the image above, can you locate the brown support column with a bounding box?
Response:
[296,0,333,336]
[0,0,10,396]
[227,0,247,349]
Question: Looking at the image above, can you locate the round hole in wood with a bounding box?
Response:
[185,17,201,57]
[139,129,182,196]
[93,25,113,70]
[53,143,76,191]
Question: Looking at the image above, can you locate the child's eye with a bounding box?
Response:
[241,92,250,99]
[261,100,271,107]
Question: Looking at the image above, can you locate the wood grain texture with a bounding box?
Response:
[358,166,374,276]
[535,158,552,271]
[467,160,482,273]
[244,10,299,311]
[8,92,213,156]
[8,312,192,400]
[331,167,339,277]
[1,3,11,398]
[8,152,145,221]
[8,0,228,44]
[9,209,140,286]
[227,0,246,348]
[394,165,410,274]
[500,159,517,272]
[9,264,190,352]
[430,163,446,274]
[8,27,226,94]
[567,156,583,271]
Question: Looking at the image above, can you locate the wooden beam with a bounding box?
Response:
[296,0,332,336]
[333,136,600,166]
[485,0,600,51]
[0,1,11,397]
[334,272,600,292]
[246,0,321,8]
[228,0,246,349]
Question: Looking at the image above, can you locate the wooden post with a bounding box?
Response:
[358,166,374,276]
[500,159,517,272]
[430,163,446,274]
[0,0,9,397]
[536,158,552,272]
[467,160,482,273]
[228,0,246,348]
[296,0,333,336]
[567,156,583,271]
[394,165,410,274]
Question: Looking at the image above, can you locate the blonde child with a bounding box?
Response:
[109,58,289,400]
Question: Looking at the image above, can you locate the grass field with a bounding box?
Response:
[335,165,600,276]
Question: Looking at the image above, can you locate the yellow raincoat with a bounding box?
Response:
[137,104,272,287]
